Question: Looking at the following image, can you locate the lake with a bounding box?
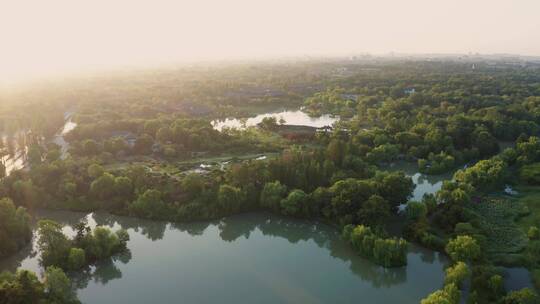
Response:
[52,112,78,159]
[385,161,454,202]
[0,210,448,304]
[212,109,338,131]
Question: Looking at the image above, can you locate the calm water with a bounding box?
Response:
[501,267,534,291]
[0,210,448,304]
[386,162,454,202]
[52,113,77,159]
[212,109,338,131]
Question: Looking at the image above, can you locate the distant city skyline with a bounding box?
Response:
[1,0,539,83]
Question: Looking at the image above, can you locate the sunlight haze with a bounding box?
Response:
[2,1,540,303]
[1,0,540,83]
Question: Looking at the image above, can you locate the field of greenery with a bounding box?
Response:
[465,197,528,254]
[514,185,540,233]
[2,59,540,303]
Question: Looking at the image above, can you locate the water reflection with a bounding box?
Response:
[1,210,448,304]
[212,109,338,131]
[93,212,168,241]
[51,116,77,160]
[385,161,453,201]
[0,210,132,286]
[71,251,132,290]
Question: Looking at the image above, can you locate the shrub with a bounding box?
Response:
[501,288,539,304]
[405,201,427,221]
[67,248,86,270]
[445,262,470,286]
[528,226,540,240]
[445,235,481,262]
[343,224,408,267]
[519,163,540,185]
[421,283,460,304]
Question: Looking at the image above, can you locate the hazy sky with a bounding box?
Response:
[1,0,540,82]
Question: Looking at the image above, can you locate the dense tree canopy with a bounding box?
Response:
[0,198,31,259]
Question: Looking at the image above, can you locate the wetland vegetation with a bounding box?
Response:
[1,58,540,303]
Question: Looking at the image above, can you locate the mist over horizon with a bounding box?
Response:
[2,0,540,84]
[1,2,540,303]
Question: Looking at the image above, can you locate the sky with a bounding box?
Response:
[1,0,540,83]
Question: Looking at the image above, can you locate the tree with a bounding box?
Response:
[0,270,45,303]
[445,235,481,262]
[114,176,133,197]
[424,129,452,152]
[87,163,104,179]
[11,180,39,208]
[366,144,400,163]
[27,144,43,165]
[67,248,86,270]
[405,201,427,221]
[156,127,173,143]
[330,179,376,219]
[343,224,408,267]
[257,117,279,130]
[46,149,61,162]
[181,173,205,199]
[129,189,168,219]
[134,134,154,154]
[44,266,78,303]
[104,137,128,154]
[217,184,245,213]
[454,222,475,236]
[326,139,346,166]
[454,159,507,190]
[444,262,469,286]
[420,283,460,304]
[519,163,540,185]
[37,220,71,268]
[85,227,123,260]
[516,136,540,164]
[376,171,414,207]
[357,195,390,226]
[372,237,408,267]
[90,173,116,200]
[0,198,31,258]
[502,288,539,304]
[280,189,308,216]
[143,120,161,136]
[436,181,473,205]
[82,139,100,155]
[474,130,499,157]
[488,274,504,298]
[528,226,540,240]
[260,181,287,211]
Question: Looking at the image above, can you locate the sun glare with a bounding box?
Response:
[1,0,540,84]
